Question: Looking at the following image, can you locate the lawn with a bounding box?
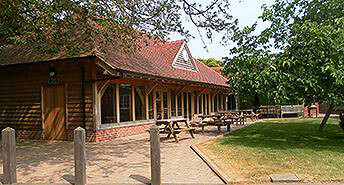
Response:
[198,118,344,183]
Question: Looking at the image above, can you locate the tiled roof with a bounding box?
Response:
[0,37,229,88]
[98,39,229,87]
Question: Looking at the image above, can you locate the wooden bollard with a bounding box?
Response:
[2,127,17,184]
[150,125,161,185]
[74,127,86,185]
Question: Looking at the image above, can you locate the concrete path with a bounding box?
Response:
[0,124,251,184]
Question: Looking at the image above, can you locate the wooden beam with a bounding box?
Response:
[204,94,208,115]
[181,92,185,117]
[217,94,220,111]
[168,90,172,118]
[176,86,187,95]
[201,94,204,114]
[145,83,159,96]
[145,93,149,120]
[208,94,211,114]
[113,86,116,121]
[186,92,189,120]
[198,88,208,95]
[160,91,164,119]
[132,85,136,121]
[153,90,157,120]
[191,92,195,120]
[116,83,120,123]
[220,93,223,110]
[224,94,228,111]
[175,93,179,116]
[196,94,200,114]
[211,95,215,112]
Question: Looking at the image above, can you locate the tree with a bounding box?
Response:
[0,0,237,54]
[199,58,224,67]
[224,0,344,130]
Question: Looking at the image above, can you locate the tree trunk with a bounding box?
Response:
[318,104,334,131]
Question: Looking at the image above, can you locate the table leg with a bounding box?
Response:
[168,122,179,143]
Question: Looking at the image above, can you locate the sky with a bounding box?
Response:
[170,0,273,60]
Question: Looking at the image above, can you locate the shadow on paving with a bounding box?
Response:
[219,118,344,152]
[0,125,237,184]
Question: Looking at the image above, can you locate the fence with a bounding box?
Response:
[1,126,162,185]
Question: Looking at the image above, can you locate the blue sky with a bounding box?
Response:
[170,0,272,60]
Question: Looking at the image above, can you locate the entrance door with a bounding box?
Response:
[43,85,66,140]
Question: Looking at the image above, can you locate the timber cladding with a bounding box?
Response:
[0,59,94,140]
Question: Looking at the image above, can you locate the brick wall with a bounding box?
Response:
[13,123,153,142]
[88,123,154,142]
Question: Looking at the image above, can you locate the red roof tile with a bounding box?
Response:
[0,36,229,88]
[98,39,229,87]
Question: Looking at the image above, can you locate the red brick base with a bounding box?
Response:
[88,123,154,142]
[6,123,153,142]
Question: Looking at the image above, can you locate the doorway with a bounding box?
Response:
[42,85,66,140]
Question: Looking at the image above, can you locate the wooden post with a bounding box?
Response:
[150,125,161,185]
[225,94,228,111]
[132,86,136,121]
[175,94,179,116]
[196,94,200,114]
[2,127,16,184]
[204,94,208,115]
[153,91,157,120]
[212,95,215,112]
[74,127,86,185]
[168,90,172,118]
[181,92,185,117]
[160,91,164,119]
[186,92,189,119]
[208,94,211,114]
[220,94,223,110]
[145,93,149,120]
[201,94,204,114]
[216,95,220,112]
[116,84,120,123]
[191,92,195,119]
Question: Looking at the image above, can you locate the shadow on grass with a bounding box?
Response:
[219,118,344,152]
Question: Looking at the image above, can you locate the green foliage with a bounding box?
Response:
[0,0,237,54]
[198,58,224,67]
[224,0,344,107]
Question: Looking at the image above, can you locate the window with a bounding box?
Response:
[101,84,116,124]
[156,92,162,120]
[148,92,154,119]
[198,95,202,114]
[120,84,132,122]
[177,94,182,116]
[163,92,168,119]
[214,94,218,112]
[135,86,145,120]
[171,91,176,116]
[183,92,187,118]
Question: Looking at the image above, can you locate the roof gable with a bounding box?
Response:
[171,42,198,72]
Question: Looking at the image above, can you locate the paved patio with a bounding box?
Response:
[0,124,251,184]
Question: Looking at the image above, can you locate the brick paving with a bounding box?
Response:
[0,124,250,184]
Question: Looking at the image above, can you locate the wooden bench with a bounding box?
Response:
[281,105,304,117]
[257,106,281,118]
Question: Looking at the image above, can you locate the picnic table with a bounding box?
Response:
[198,113,234,132]
[155,116,195,143]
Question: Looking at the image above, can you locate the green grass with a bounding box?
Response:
[198,118,344,183]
